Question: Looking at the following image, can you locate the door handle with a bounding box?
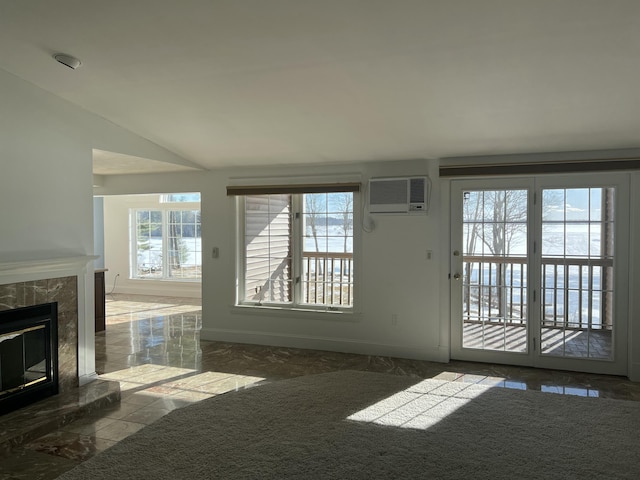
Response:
[453,273,461,281]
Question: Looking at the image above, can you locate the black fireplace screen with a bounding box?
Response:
[0,303,58,415]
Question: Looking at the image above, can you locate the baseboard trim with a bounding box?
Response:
[200,327,448,363]
[111,283,201,298]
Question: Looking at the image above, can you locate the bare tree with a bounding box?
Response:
[304,194,325,253]
[304,194,326,278]
[335,193,353,253]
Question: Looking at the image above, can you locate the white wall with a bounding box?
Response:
[95,159,447,362]
[0,68,197,382]
[93,197,105,269]
[630,172,640,381]
[0,73,92,260]
[0,67,199,260]
[0,69,98,382]
[102,194,202,298]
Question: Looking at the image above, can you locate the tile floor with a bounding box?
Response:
[1,293,640,479]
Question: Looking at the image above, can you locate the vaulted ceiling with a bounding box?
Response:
[2,1,640,174]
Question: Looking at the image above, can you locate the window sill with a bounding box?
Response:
[229,304,361,322]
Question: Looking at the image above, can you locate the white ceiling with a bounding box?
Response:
[2,1,640,174]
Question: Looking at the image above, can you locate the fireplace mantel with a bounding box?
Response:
[0,255,99,284]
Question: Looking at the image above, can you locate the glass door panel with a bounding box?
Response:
[540,187,615,360]
[461,189,528,353]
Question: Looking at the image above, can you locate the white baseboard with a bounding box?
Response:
[111,282,201,298]
[200,327,447,363]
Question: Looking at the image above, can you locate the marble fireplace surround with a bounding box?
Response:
[1,275,77,394]
[0,255,99,389]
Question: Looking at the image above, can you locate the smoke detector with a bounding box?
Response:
[53,53,82,70]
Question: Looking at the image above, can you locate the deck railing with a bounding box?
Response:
[462,255,613,330]
[302,252,353,306]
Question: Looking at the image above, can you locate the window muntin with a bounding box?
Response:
[133,209,202,280]
[240,192,355,309]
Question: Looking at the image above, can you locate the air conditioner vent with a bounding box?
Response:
[368,176,429,214]
[370,179,408,206]
[409,178,425,203]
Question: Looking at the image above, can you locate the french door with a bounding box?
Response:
[450,174,629,375]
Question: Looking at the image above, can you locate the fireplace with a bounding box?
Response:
[0,302,59,415]
[0,255,101,414]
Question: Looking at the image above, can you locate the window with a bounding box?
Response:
[132,208,202,280]
[238,190,355,310]
[161,193,201,203]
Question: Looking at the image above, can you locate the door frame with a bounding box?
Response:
[449,173,630,376]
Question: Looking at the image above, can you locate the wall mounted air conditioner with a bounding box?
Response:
[368,176,429,214]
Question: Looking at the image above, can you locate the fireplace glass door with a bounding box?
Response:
[0,325,48,393]
[0,303,58,415]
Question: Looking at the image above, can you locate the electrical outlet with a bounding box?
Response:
[391,314,398,326]
[426,250,433,260]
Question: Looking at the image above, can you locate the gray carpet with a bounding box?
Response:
[57,370,640,479]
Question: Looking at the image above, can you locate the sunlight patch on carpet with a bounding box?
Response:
[347,378,494,430]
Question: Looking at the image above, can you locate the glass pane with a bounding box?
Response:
[136,210,163,279]
[589,225,602,257]
[541,224,565,257]
[244,195,292,304]
[265,279,292,303]
[589,189,602,218]
[565,189,590,221]
[167,209,202,279]
[542,189,565,221]
[566,223,590,257]
[462,191,480,222]
[0,334,25,391]
[23,328,46,384]
[302,192,354,306]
